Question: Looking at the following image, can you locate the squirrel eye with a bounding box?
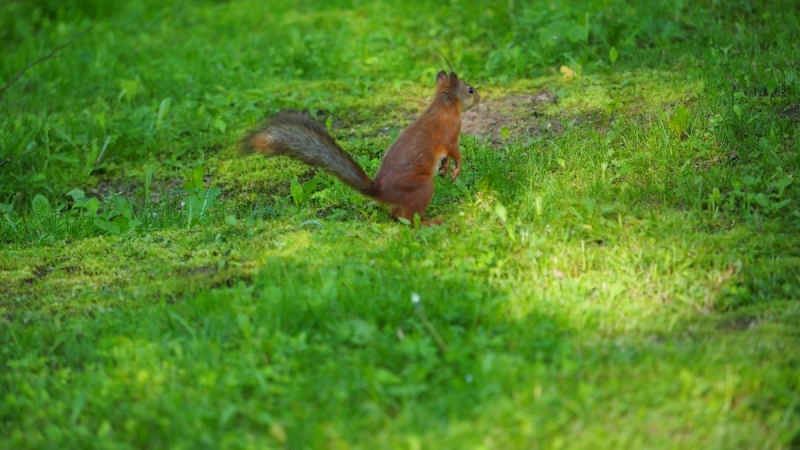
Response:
[468,86,474,94]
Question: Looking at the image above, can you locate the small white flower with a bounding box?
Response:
[411,293,420,304]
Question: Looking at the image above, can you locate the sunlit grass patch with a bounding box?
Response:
[2,0,800,447]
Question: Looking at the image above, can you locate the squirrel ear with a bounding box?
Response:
[436,70,448,86]
[449,71,459,85]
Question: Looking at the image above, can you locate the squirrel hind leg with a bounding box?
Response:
[391,207,444,226]
[390,187,440,226]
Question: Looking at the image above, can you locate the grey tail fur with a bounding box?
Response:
[240,111,380,199]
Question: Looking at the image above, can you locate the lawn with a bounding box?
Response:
[2,0,800,448]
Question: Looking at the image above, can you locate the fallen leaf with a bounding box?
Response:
[560,65,576,82]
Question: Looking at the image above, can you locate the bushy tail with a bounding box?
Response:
[240,111,380,199]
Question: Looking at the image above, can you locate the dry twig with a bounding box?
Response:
[0,26,92,96]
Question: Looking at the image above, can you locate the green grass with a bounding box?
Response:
[2,0,800,448]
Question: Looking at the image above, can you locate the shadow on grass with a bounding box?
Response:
[2,214,799,447]
[2,69,799,448]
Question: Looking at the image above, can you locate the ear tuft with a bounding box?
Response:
[449,71,459,85]
[436,70,448,85]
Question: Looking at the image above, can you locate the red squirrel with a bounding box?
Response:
[240,70,479,224]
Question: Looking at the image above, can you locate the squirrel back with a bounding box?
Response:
[240,70,479,223]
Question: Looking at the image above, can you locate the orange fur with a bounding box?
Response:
[240,70,479,224]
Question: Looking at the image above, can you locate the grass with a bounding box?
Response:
[2,0,800,448]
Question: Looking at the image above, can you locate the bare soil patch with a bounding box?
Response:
[780,103,800,122]
[462,90,559,143]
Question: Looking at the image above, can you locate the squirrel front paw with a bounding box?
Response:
[438,158,450,178]
[450,165,460,181]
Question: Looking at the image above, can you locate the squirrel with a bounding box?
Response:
[240,69,479,224]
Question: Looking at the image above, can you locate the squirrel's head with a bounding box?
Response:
[436,70,479,112]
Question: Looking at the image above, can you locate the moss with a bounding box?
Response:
[514,69,704,119]
[0,219,353,317]
[213,153,312,203]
